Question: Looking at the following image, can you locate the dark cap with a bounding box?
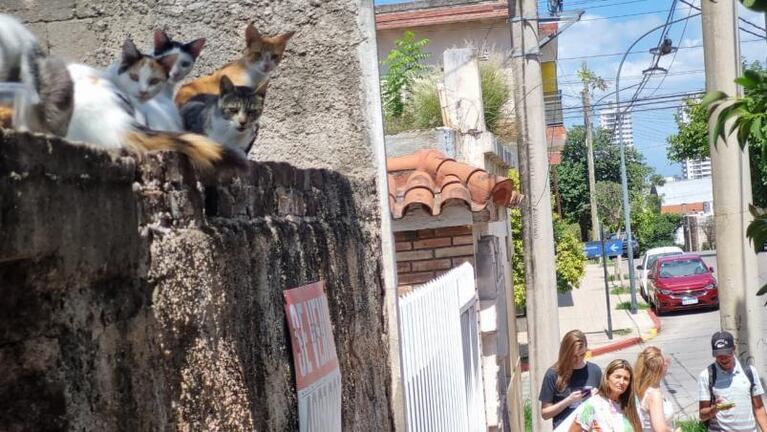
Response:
[711,331,735,356]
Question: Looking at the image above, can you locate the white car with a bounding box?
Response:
[636,246,684,300]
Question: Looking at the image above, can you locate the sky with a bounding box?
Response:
[374,0,767,177]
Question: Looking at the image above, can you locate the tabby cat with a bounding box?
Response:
[180,75,263,153]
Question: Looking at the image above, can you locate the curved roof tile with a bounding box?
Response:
[387,149,523,220]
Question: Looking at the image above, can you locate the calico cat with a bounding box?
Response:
[136,30,206,131]
[65,62,244,170]
[0,13,74,136]
[180,75,263,153]
[107,38,177,108]
[174,23,293,106]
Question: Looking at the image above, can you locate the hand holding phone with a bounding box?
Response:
[715,401,735,410]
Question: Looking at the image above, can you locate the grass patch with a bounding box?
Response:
[676,419,706,432]
[616,301,650,310]
[612,328,633,336]
[524,400,532,432]
[610,286,629,295]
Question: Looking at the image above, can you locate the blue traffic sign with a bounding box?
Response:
[583,240,624,259]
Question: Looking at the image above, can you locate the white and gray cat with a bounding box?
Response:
[134,30,205,132]
[0,14,74,136]
[180,75,264,153]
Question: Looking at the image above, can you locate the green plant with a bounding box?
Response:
[616,301,650,310]
[554,215,587,293]
[702,61,767,299]
[509,170,527,310]
[612,328,632,336]
[675,419,707,432]
[611,286,629,295]
[741,0,767,12]
[409,74,442,130]
[524,400,532,432]
[380,31,430,119]
[479,60,510,135]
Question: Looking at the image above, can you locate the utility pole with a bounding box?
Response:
[508,0,560,430]
[702,0,764,373]
[581,81,600,241]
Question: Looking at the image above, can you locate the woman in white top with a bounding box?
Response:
[569,359,642,431]
[633,347,675,431]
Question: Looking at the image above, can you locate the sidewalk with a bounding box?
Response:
[519,262,660,362]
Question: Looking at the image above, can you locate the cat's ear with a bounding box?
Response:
[154,29,172,54]
[255,80,269,97]
[274,31,295,47]
[119,38,142,73]
[185,38,206,59]
[158,54,178,76]
[245,23,262,46]
[220,75,235,95]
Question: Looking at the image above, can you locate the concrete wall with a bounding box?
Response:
[0,0,401,429]
[0,131,393,431]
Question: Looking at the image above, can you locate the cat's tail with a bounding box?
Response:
[123,128,248,170]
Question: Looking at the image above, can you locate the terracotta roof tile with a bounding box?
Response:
[387,149,523,219]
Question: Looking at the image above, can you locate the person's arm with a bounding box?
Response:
[699,400,718,422]
[752,395,767,431]
[645,389,673,432]
[542,391,586,420]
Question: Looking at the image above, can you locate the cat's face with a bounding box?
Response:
[153,30,206,84]
[115,39,176,102]
[243,24,295,75]
[217,76,263,132]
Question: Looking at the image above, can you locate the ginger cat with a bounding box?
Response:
[174,23,293,107]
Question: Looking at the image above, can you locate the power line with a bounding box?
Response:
[560,90,704,113]
[558,38,765,61]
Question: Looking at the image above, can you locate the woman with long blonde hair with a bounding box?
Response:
[539,330,603,428]
[633,347,674,431]
[570,359,642,431]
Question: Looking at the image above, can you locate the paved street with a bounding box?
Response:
[590,252,767,422]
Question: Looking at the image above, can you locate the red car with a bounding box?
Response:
[647,254,719,315]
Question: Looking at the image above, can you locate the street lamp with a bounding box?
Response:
[614,13,700,314]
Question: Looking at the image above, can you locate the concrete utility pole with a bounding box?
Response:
[581,85,600,241]
[701,0,764,373]
[508,0,560,430]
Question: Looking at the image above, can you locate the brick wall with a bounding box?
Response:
[395,225,476,286]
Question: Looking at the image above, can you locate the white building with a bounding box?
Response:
[677,103,712,179]
[681,157,712,180]
[599,102,634,147]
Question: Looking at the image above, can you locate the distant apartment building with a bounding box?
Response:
[681,157,712,180]
[677,103,712,179]
[599,102,634,147]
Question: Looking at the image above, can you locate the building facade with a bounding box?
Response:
[599,102,634,147]
[681,157,712,180]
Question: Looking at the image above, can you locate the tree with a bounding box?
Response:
[509,170,586,310]
[595,181,624,232]
[380,31,430,118]
[556,126,651,237]
[670,62,767,207]
[703,56,767,297]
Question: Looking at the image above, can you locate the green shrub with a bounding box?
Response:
[676,419,706,432]
[510,170,587,310]
[616,301,650,310]
[524,400,532,432]
[382,53,511,135]
[610,286,629,295]
[380,31,430,119]
[479,60,510,136]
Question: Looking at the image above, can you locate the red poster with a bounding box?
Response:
[283,281,342,431]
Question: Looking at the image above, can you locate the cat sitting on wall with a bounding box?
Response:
[174,23,294,107]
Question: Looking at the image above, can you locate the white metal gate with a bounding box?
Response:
[398,263,486,432]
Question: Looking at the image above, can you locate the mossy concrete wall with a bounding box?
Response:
[0,131,393,431]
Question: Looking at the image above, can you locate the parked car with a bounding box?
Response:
[647,254,718,315]
[608,233,639,258]
[635,246,684,301]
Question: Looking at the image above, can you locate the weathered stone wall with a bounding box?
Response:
[0,131,392,431]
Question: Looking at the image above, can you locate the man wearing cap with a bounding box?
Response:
[698,330,767,431]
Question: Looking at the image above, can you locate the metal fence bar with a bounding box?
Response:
[398,263,486,432]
